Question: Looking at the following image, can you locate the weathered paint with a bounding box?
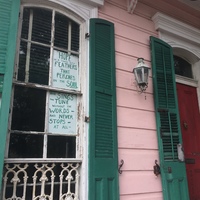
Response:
[1,0,200,199]
[99,0,200,199]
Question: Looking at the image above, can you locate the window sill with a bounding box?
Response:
[4,158,82,163]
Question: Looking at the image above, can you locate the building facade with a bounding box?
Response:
[1,0,200,199]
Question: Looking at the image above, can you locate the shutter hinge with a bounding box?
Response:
[85,116,90,122]
[85,33,90,39]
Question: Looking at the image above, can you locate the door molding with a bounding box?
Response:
[176,75,198,88]
[152,12,200,111]
[152,12,200,57]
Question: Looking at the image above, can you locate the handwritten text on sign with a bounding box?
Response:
[48,92,77,134]
[52,50,79,90]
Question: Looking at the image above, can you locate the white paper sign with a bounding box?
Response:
[52,50,79,90]
[48,92,77,134]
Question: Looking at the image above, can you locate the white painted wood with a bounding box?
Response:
[176,75,198,87]
[25,9,33,83]
[127,0,138,13]
[152,12,200,110]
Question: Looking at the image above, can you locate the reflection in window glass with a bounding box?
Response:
[11,86,46,131]
[18,41,27,81]
[54,13,80,51]
[18,42,50,85]
[32,8,52,44]
[29,44,50,84]
[71,22,80,52]
[47,136,76,158]
[54,13,69,49]
[174,56,193,78]
[9,133,43,158]
[21,8,30,40]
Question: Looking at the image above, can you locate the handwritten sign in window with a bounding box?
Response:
[52,50,79,90]
[48,92,77,134]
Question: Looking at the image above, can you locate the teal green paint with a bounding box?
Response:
[0,0,20,190]
[150,36,189,200]
[89,18,119,200]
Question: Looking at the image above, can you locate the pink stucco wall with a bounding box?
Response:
[98,0,200,199]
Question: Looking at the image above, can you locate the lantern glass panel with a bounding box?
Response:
[135,67,143,84]
[143,67,149,84]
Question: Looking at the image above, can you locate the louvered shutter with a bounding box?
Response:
[0,0,20,189]
[89,18,119,200]
[150,36,189,200]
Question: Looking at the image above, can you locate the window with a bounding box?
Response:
[174,56,193,78]
[3,7,83,199]
[8,7,81,159]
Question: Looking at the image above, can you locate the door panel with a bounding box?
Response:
[177,83,200,200]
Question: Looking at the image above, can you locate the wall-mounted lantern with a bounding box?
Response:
[133,58,150,92]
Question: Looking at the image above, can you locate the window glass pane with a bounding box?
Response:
[18,41,27,81]
[47,135,76,158]
[29,44,50,85]
[71,22,79,52]
[32,8,52,44]
[21,8,30,40]
[174,56,193,78]
[11,86,46,131]
[18,43,50,84]
[8,133,43,158]
[54,13,69,49]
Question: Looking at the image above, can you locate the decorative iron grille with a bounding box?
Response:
[2,161,81,200]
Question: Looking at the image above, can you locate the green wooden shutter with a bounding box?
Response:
[89,18,119,200]
[0,0,20,189]
[150,36,189,200]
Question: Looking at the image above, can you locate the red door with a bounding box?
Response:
[177,83,200,200]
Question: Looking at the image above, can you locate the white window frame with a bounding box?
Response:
[152,12,200,109]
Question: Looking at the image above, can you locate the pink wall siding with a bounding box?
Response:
[99,1,161,199]
[98,0,200,199]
